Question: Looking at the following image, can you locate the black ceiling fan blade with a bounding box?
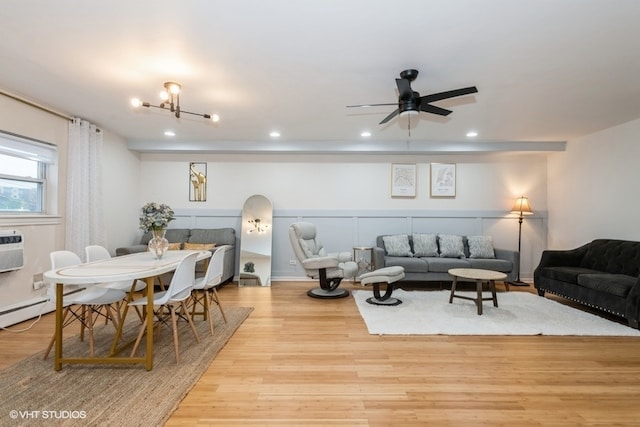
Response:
[420,86,478,103]
[420,103,452,116]
[346,102,398,108]
[379,109,400,124]
[396,78,413,100]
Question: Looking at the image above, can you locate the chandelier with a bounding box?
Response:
[248,219,270,233]
[131,82,219,122]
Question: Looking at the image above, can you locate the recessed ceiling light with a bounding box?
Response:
[164,130,176,137]
[361,131,371,137]
[466,131,478,138]
[269,131,280,138]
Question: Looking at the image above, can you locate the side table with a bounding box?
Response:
[352,246,374,282]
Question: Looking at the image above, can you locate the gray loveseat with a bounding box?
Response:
[116,228,236,284]
[373,233,518,283]
[534,239,640,329]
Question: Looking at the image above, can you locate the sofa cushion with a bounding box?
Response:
[383,234,412,257]
[140,228,190,245]
[540,266,601,283]
[577,274,636,298]
[425,257,471,272]
[438,234,465,258]
[467,235,495,259]
[384,256,427,273]
[189,228,235,246]
[413,233,438,257]
[468,258,513,272]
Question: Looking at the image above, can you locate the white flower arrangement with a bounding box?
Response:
[139,202,175,232]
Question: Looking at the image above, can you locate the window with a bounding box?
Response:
[0,131,57,214]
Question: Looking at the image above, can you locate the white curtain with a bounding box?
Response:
[65,118,105,258]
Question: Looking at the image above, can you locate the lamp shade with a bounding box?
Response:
[511,196,533,215]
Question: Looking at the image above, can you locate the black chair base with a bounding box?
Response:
[307,288,350,299]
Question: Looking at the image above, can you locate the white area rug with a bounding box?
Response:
[353,289,640,336]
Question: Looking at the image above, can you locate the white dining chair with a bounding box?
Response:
[85,245,147,320]
[129,252,200,363]
[43,250,127,359]
[191,245,230,336]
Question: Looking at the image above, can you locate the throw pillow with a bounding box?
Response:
[383,234,412,257]
[168,242,182,250]
[412,233,438,257]
[183,242,216,251]
[438,234,465,258]
[467,235,496,258]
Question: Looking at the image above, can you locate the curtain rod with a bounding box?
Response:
[0,88,73,121]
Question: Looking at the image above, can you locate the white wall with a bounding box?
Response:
[0,95,68,326]
[0,97,141,326]
[101,130,142,252]
[139,152,549,279]
[547,118,640,249]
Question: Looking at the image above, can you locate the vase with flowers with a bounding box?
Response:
[139,202,175,259]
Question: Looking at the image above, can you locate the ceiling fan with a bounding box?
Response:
[347,69,478,125]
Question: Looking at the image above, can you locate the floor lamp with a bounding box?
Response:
[509,196,533,286]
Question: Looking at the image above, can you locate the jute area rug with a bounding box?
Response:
[353,289,640,336]
[0,306,252,426]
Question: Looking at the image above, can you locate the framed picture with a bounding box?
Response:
[390,163,417,198]
[430,163,456,198]
[189,162,207,202]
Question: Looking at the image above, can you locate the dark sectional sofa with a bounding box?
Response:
[534,239,640,328]
[116,228,236,284]
[373,233,518,283]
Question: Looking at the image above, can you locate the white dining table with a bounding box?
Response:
[43,249,211,371]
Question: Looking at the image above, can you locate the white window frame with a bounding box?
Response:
[0,130,59,224]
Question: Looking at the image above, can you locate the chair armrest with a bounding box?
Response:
[115,245,147,256]
[302,256,339,270]
[533,243,589,285]
[328,251,353,263]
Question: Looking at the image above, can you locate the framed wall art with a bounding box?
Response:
[189,162,207,202]
[430,163,456,198]
[390,163,417,198]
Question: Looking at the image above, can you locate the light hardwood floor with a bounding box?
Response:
[3,281,640,426]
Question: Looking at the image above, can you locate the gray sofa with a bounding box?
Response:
[116,228,236,284]
[534,239,640,328]
[373,233,518,283]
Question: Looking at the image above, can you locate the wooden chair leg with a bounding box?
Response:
[170,306,180,363]
[211,288,227,323]
[130,312,150,357]
[182,301,200,345]
[204,292,214,336]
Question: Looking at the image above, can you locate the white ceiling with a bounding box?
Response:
[1,0,639,154]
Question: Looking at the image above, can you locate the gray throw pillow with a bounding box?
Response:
[412,233,438,257]
[438,234,465,258]
[383,234,412,257]
[467,235,496,258]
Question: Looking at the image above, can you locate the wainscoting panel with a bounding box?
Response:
[173,209,547,282]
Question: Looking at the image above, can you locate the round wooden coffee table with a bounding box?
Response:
[448,268,507,315]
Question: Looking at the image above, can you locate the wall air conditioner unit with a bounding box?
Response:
[0,229,24,273]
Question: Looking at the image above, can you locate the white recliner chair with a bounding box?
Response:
[289,222,358,299]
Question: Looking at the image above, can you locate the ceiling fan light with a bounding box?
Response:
[400,109,419,116]
[159,91,169,101]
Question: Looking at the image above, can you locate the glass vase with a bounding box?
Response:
[148,228,169,260]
